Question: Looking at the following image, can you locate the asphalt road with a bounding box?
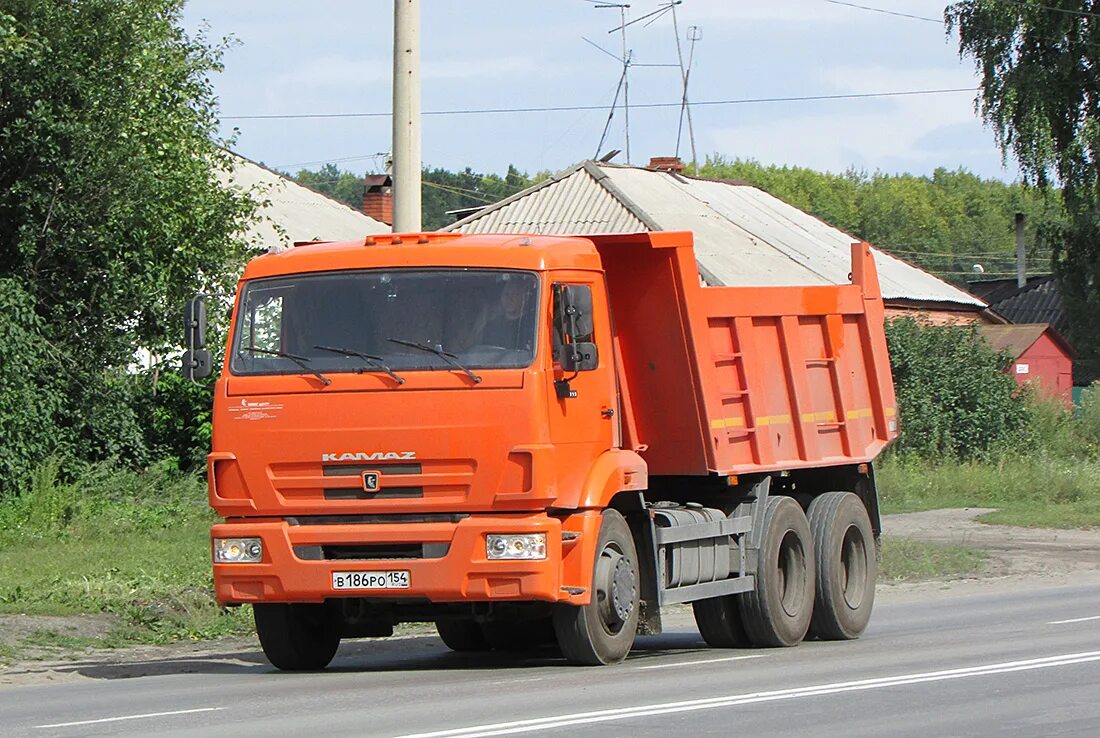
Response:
[4,584,1100,737]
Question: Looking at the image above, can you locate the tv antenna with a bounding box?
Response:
[588,3,632,163]
[671,7,701,175]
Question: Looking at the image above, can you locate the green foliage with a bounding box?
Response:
[878,454,1100,528]
[0,279,66,491]
[699,156,1062,283]
[0,0,256,491]
[948,0,1100,386]
[886,317,1031,459]
[1078,383,1100,450]
[293,163,369,211]
[421,165,536,230]
[0,459,209,538]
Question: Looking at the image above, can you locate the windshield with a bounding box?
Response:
[230,269,539,378]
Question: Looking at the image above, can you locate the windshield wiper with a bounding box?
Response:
[240,346,332,386]
[386,337,482,384]
[313,345,405,385]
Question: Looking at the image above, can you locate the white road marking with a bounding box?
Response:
[35,707,223,729]
[634,654,765,670]
[394,651,1100,738]
[1047,615,1100,625]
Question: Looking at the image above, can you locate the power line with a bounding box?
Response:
[823,0,942,23]
[221,87,975,121]
[274,152,388,170]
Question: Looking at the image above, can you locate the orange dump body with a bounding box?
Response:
[595,231,898,476]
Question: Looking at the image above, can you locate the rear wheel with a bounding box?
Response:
[693,595,748,648]
[553,509,640,665]
[739,496,815,647]
[254,602,342,671]
[807,491,876,640]
[436,618,491,652]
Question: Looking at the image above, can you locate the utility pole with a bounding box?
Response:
[392,0,421,232]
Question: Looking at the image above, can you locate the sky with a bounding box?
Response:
[180,0,1016,181]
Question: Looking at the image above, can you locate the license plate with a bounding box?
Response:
[331,570,410,590]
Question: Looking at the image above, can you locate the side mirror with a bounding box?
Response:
[557,341,599,372]
[183,348,212,381]
[560,284,594,339]
[183,295,212,382]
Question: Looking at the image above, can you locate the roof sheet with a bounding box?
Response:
[969,275,1065,330]
[454,166,647,235]
[217,154,388,250]
[978,323,1066,358]
[450,161,983,308]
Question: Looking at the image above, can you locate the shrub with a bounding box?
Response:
[885,317,1031,460]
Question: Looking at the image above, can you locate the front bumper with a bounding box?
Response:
[212,511,601,606]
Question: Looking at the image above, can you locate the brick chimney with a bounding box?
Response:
[647,156,686,173]
[362,174,393,226]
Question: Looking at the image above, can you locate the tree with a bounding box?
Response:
[948,0,1100,383]
[0,0,256,489]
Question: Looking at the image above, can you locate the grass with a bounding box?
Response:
[877,455,1100,529]
[0,461,252,652]
[878,538,988,583]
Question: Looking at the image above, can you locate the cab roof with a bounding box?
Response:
[240,233,604,281]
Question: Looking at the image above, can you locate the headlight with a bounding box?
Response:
[214,537,263,563]
[486,533,546,560]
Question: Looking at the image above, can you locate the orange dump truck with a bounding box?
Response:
[183,230,897,667]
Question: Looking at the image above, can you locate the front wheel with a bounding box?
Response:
[553,509,640,665]
[254,602,342,671]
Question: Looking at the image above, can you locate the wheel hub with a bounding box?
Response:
[609,554,636,624]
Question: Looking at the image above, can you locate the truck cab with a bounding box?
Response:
[188,231,895,668]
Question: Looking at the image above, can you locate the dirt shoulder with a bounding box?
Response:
[877,507,1100,603]
[4,508,1100,686]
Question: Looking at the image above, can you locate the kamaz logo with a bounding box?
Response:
[322,451,417,462]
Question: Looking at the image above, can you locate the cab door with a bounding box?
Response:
[544,274,618,506]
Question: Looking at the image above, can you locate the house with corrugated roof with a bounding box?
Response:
[217,153,389,251]
[446,159,991,324]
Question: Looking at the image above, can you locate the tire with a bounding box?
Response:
[553,509,640,665]
[693,595,749,648]
[807,491,877,640]
[253,602,342,671]
[436,618,491,652]
[482,616,556,652]
[739,496,815,647]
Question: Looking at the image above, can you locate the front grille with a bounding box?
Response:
[294,543,450,561]
[323,486,424,500]
[285,514,469,526]
[322,462,424,500]
[322,463,421,476]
